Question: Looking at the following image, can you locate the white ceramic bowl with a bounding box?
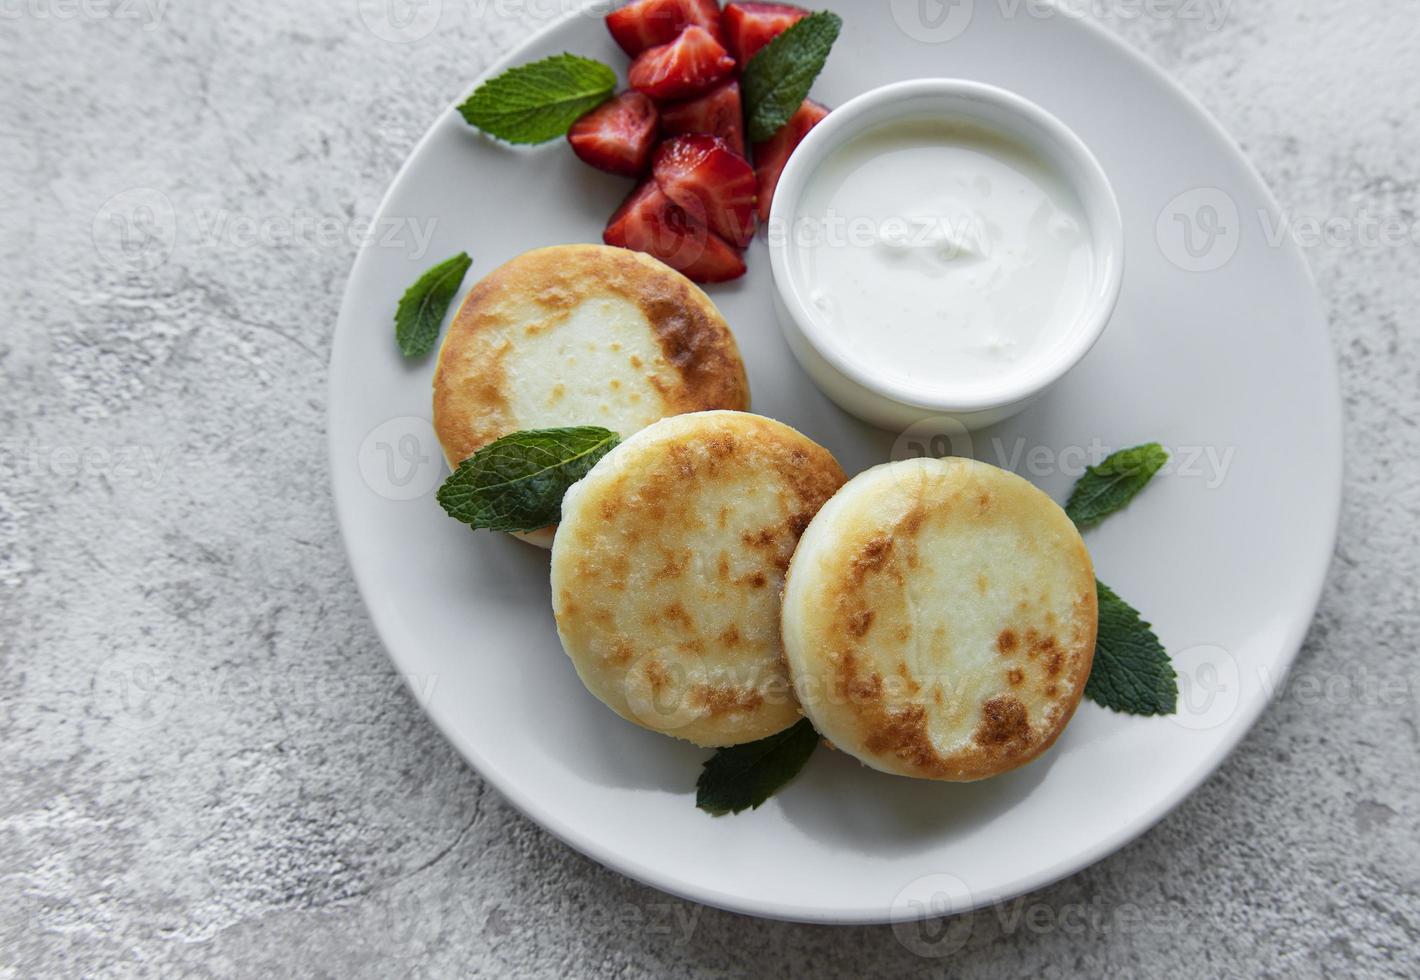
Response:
[767,78,1124,432]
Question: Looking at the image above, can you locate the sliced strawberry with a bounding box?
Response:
[603,180,663,247]
[628,26,736,101]
[752,99,829,222]
[653,135,757,247]
[567,92,659,177]
[659,80,745,158]
[722,2,807,64]
[605,181,746,283]
[606,0,725,57]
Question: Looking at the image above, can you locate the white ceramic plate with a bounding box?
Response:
[329,1,1341,924]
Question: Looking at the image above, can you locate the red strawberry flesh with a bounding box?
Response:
[628,25,737,101]
[653,134,757,247]
[604,180,746,283]
[567,91,660,177]
[606,0,725,57]
[752,98,829,223]
[722,1,807,64]
[659,80,746,158]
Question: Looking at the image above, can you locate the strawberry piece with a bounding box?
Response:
[722,2,807,64]
[752,99,829,222]
[659,80,745,158]
[605,181,746,283]
[653,134,757,247]
[606,0,725,57]
[603,180,662,248]
[628,26,737,101]
[567,91,660,177]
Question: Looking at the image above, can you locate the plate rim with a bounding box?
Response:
[327,4,1343,925]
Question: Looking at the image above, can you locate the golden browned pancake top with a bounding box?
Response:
[432,244,749,468]
[781,457,1097,781]
[550,411,847,747]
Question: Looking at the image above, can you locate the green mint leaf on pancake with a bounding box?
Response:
[437,427,620,533]
[696,718,819,815]
[741,11,842,142]
[395,252,472,358]
[1065,442,1169,528]
[1085,581,1178,716]
[458,54,617,144]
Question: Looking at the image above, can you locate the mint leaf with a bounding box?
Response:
[1065,442,1176,713]
[437,427,619,532]
[696,718,819,815]
[1066,443,1169,528]
[1085,581,1177,716]
[458,54,617,144]
[395,252,472,358]
[741,11,842,142]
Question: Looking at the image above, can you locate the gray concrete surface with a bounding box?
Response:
[2,0,1417,976]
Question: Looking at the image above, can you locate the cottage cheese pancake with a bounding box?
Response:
[781,456,1097,780]
[433,244,750,545]
[551,411,846,747]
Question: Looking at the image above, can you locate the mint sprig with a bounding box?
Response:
[1063,440,1179,715]
[1086,582,1178,716]
[395,252,472,358]
[741,11,842,142]
[1066,443,1169,527]
[458,53,617,144]
[696,718,819,816]
[437,427,620,532]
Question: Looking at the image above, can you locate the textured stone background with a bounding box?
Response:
[2,0,1417,976]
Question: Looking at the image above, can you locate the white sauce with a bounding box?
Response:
[790,119,1095,394]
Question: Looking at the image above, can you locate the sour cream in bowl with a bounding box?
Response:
[767,80,1123,431]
